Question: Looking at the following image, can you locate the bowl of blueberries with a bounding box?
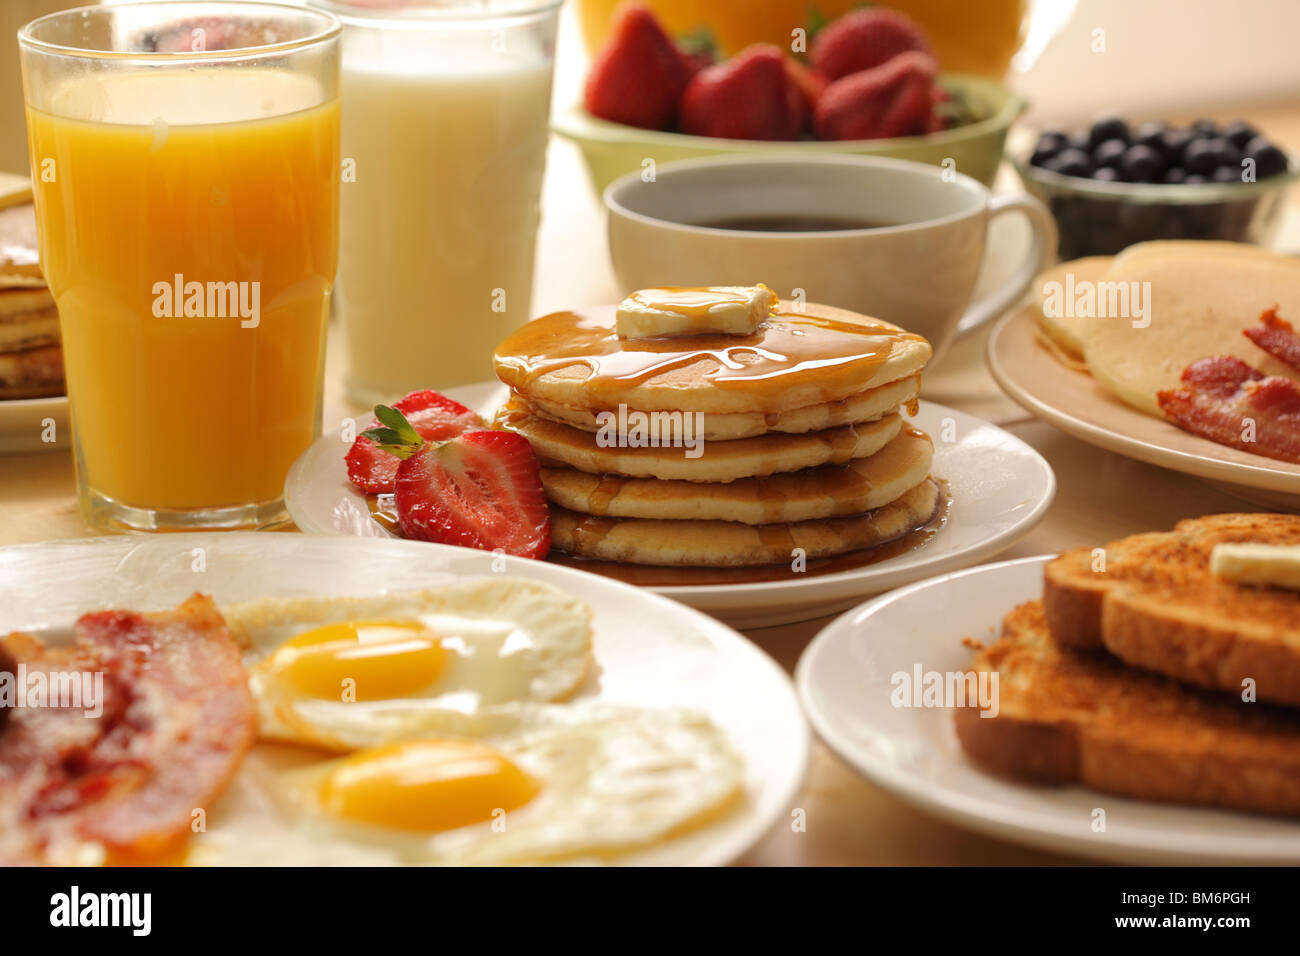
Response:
[1016,115,1296,259]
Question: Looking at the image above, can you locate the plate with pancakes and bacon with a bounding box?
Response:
[990,241,1300,511]
[0,531,808,866]
[0,177,66,454]
[287,287,1055,626]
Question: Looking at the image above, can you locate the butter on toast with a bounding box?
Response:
[955,601,1300,816]
[1042,514,1300,705]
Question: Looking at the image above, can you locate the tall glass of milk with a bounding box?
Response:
[316,0,560,403]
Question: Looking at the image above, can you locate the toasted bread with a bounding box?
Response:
[1043,514,1300,705]
[955,600,1300,816]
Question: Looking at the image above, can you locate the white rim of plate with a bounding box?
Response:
[0,531,811,867]
[988,309,1300,494]
[797,554,1300,864]
[286,395,1057,605]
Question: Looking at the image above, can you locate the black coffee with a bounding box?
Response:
[697,214,899,232]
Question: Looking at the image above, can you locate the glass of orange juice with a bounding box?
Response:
[20,2,341,531]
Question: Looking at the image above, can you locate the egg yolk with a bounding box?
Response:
[271,619,446,701]
[318,739,541,832]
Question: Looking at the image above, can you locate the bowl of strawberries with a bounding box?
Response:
[554,3,1024,191]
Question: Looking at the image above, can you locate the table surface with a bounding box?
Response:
[4,101,1299,867]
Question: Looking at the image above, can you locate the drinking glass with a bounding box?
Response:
[313,0,560,404]
[20,1,341,531]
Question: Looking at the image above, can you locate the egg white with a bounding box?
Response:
[190,702,743,866]
[222,579,593,751]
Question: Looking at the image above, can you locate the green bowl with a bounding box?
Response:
[552,73,1024,191]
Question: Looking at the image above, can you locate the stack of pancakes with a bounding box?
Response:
[493,300,940,567]
[0,199,62,399]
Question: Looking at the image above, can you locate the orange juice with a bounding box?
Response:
[27,70,339,512]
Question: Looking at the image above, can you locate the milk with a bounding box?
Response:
[337,41,555,402]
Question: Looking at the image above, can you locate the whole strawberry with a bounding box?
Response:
[815,51,938,141]
[584,2,688,130]
[785,57,829,116]
[811,7,933,80]
[681,44,805,141]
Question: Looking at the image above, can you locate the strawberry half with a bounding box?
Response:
[362,405,551,560]
[345,390,483,494]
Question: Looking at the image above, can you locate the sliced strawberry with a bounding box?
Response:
[394,430,551,559]
[345,390,483,494]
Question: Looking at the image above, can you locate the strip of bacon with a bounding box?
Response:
[0,594,254,864]
[1243,306,1300,372]
[1156,355,1300,464]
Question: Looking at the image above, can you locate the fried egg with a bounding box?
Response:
[223,580,593,751]
[192,703,743,866]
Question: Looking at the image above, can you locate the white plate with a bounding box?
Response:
[286,383,1056,628]
[0,394,68,455]
[989,307,1300,511]
[796,555,1300,864]
[0,532,809,866]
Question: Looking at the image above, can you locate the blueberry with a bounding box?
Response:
[1160,127,1194,164]
[1132,121,1167,149]
[1030,130,1069,166]
[1184,138,1222,175]
[1191,118,1219,137]
[1092,166,1122,182]
[1183,173,1209,185]
[1067,131,1092,152]
[1164,167,1188,184]
[1045,147,1093,178]
[1089,115,1130,149]
[1244,135,1289,179]
[1212,166,1243,183]
[1222,120,1258,148]
[1092,138,1128,169]
[1121,144,1165,183]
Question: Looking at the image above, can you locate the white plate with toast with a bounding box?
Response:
[797,554,1300,865]
[0,532,809,866]
[286,383,1056,628]
[989,306,1300,511]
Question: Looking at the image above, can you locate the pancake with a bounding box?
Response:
[0,288,54,317]
[1084,242,1300,417]
[540,427,933,524]
[500,400,904,482]
[493,301,931,416]
[1031,256,1112,360]
[0,344,63,398]
[525,373,920,442]
[550,478,940,567]
[0,203,43,288]
[0,309,59,352]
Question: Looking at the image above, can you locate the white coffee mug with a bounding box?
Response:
[604,154,1056,361]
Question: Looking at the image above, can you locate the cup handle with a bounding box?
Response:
[956,193,1058,337]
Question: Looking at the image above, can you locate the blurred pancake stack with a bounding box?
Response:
[0,193,62,400]
[493,287,940,568]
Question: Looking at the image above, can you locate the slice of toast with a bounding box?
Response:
[955,600,1300,816]
[1043,514,1300,705]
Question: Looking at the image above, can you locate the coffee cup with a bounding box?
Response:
[604,154,1056,361]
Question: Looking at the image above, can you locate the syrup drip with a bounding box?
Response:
[493,306,927,413]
